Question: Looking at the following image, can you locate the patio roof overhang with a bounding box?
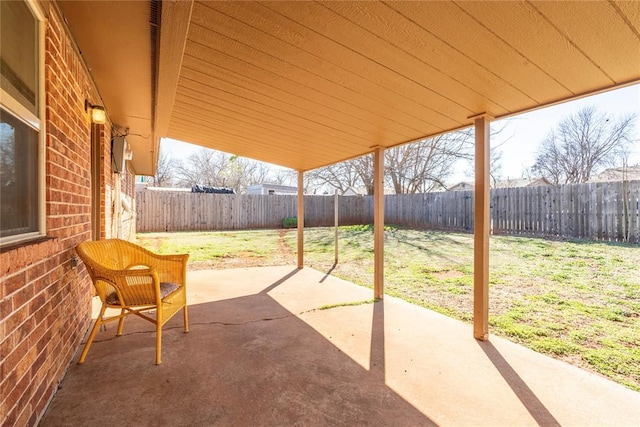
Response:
[57,0,640,176]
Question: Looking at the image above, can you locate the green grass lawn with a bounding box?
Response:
[137,229,293,269]
[137,226,640,391]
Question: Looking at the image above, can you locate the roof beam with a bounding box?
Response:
[154,0,193,168]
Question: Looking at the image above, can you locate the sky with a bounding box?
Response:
[489,84,640,181]
[160,83,640,185]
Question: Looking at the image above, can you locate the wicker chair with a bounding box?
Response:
[75,239,189,365]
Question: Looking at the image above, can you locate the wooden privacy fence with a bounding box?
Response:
[384,181,640,243]
[135,191,369,232]
[136,180,640,243]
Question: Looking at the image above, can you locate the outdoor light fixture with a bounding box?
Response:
[85,100,106,124]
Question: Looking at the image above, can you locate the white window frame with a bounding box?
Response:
[0,0,46,247]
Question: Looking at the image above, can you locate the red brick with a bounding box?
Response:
[34,326,52,354]
[0,370,17,402]
[28,409,40,427]
[27,262,46,283]
[3,360,31,411]
[8,316,35,353]
[27,321,47,349]
[29,293,46,317]
[31,349,48,379]
[5,303,30,333]
[12,395,33,427]
[0,331,15,360]
[15,345,38,380]
[33,379,52,420]
[12,286,34,311]
[0,297,12,319]
[2,404,17,427]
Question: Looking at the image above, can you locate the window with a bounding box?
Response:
[0,0,44,245]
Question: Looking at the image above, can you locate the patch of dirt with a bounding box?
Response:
[489,280,549,316]
[233,251,257,258]
[276,229,296,262]
[432,270,464,280]
[140,236,165,252]
[186,230,295,271]
[188,257,273,270]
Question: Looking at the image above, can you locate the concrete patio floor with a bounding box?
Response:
[40,266,640,426]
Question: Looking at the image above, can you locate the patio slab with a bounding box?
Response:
[40,266,640,426]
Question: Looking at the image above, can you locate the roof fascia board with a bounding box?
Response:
[153,0,194,172]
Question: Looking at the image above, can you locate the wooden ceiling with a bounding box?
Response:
[60,1,640,174]
[57,0,157,175]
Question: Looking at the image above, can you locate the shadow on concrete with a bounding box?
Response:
[319,262,337,283]
[40,272,435,426]
[478,340,560,427]
[259,267,300,294]
[370,300,385,382]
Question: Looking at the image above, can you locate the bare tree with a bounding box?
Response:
[174,148,296,193]
[174,149,221,188]
[532,106,636,184]
[150,148,178,187]
[387,130,475,193]
[269,168,296,186]
[306,154,373,194]
[309,125,508,195]
[306,129,477,195]
[520,164,535,181]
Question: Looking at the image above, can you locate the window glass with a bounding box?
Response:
[0,109,39,237]
[1,0,38,115]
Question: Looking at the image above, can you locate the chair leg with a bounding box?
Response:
[156,321,162,365]
[183,305,189,333]
[116,308,126,336]
[78,306,106,364]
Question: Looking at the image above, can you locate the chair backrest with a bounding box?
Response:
[76,239,154,270]
[76,239,159,305]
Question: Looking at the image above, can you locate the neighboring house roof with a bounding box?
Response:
[342,187,364,196]
[448,177,551,191]
[447,181,474,191]
[493,177,551,188]
[247,184,298,194]
[588,166,640,183]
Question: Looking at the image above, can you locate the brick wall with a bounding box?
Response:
[0,5,135,426]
